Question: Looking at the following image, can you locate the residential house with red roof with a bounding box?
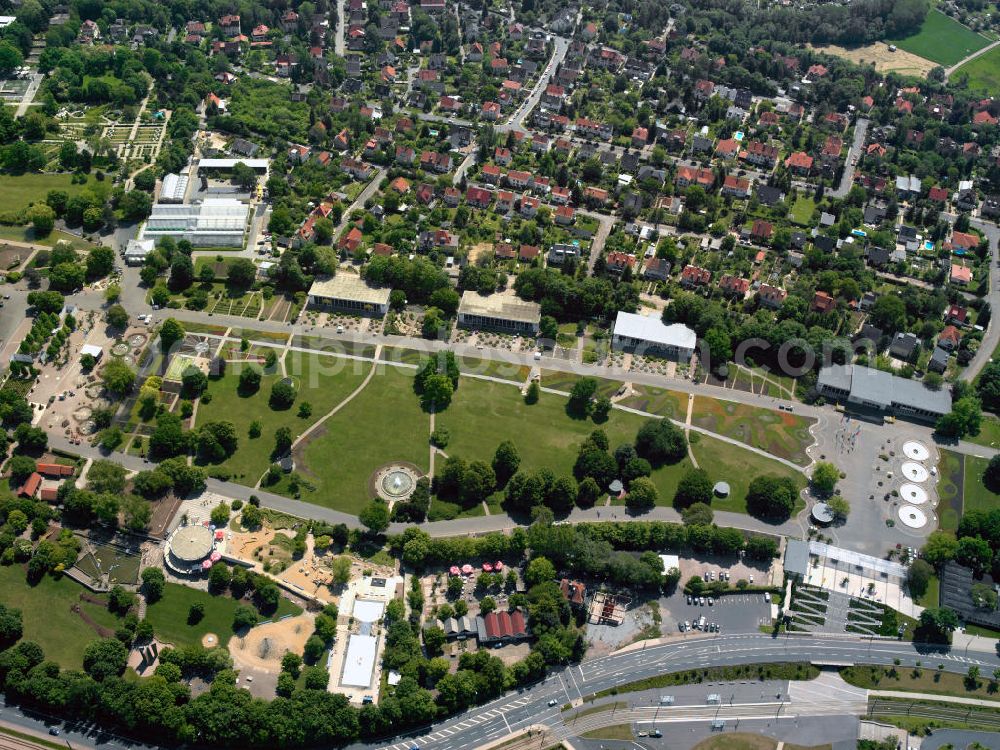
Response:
[466,186,492,208]
[721,175,750,199]
[784,151,813,175]
[719,274,750,298]
[680,265,711,288]
[811,291,836,313]
[750,219,773,243]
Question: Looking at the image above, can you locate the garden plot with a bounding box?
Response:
[691,397,815,465]
[208,290,263,318]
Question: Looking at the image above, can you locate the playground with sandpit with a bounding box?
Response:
[229,612,315,673]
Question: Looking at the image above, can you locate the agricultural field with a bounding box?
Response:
[886,10,990,67]
[954,44,1000,96]
[812,42,937,77]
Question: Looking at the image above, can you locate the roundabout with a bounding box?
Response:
[897,505,928,529]
[900,461,929,483]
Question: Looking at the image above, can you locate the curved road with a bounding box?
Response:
[5,632,996,750]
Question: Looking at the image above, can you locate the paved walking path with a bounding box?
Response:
[289,345,382,452]
[945,37,1000,77]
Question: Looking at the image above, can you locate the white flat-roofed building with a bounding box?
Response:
[457,291,541,335]
[612,311,696,362]
[197,158,270,171]
[341,634,378,688]
[140,198,249,247]
[307,274,391,316]
[159,172,188,203]
[124,238,154,265]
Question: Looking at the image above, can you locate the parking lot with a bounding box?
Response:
[661,591,772,635]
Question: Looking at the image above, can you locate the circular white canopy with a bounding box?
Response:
[901,462,930,483]
[899,483,928,505]
[898,505,928,529]
[903,441,930,461]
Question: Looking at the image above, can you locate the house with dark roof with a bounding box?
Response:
[928,346,950,373]
[889,332,919,360]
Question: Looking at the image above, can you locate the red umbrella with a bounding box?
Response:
[449,566,461,576]
[483,563,493,572]
[461,564,474,575]
[494,561,504,570]
[201,560,212,569]
[210,551,222,562]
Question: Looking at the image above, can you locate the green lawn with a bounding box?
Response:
[789,196,816,227]
[887,10,990,66]
[0,565,120,669]
[841,664,1000,703]
[290,363,430,513]
[0,173,101,215]
[965,415,1000,449]
[962,454,998,514]
[439,378,805,514]
[194,352,370,485]
[438,377,646,480]
[144,581,301,649]
[690,433,807,514]
[937,449,964,532]
[956,44,1000,96]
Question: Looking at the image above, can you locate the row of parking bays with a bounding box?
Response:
[686,593,771,607]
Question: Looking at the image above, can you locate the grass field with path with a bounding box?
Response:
[956,44,1000,95]
[887,10,990,66]
[691,397,815,465]
[0,565,119,669]
[144,581,301,649]
[841,664,1000,702]
[540,370,624,400]
[194,352,369,485]
[689,433,807,514]
[291,363,430,513]
[438,377,646,479]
